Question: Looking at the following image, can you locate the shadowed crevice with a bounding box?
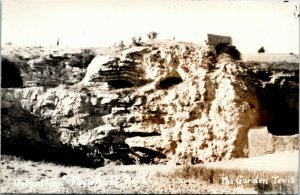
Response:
[101,131,161,138]
[131,146,166,159]
[158,77,182,89]
[108,80,134,89]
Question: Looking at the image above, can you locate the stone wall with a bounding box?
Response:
[207,34,232,47]
[248,126,298,157]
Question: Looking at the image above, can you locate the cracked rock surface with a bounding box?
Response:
[1,41,298,166]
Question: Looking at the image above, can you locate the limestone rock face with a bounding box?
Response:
[1,42,298,166]
[1,47,95,87]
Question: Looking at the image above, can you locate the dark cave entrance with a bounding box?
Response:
[158,77,183,89]
[107,80,134,89]
[1,57,23,88]
[257,85,299,136]
[262,102,298,136]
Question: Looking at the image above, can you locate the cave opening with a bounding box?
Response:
[158,77,183,89]
[257,86,299,136]
[1,57,23,88]
[265,103,299,136]
[107,80,134,89]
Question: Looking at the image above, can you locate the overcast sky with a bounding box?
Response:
[2,0,299,53]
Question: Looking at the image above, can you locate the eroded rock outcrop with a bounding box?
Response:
[1,47,95,87]
[1,42,298,166]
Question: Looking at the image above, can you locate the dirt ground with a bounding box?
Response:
[202,150,298,172]
[1,150,298,194]
[0,162,255,194]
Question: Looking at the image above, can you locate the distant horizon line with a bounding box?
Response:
[2,44,299,56]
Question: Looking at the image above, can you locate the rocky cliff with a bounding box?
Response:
[242,54,299,136]
[1,46,96,88]
[1,41,298,167]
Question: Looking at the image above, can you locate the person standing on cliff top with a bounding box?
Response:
[57,38,59,46]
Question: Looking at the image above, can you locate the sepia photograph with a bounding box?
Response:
[0,0,299,194]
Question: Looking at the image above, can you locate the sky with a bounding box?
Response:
[1,0,299,53]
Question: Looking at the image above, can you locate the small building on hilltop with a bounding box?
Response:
[206,34,232,47]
